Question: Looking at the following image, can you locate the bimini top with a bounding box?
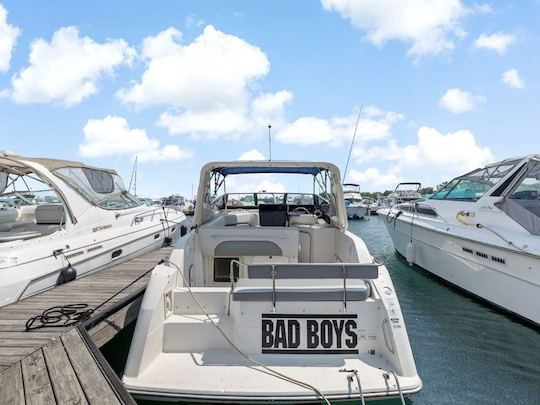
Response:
[206,160,338,177]
[0,152,117,175]
[195,160,347,228]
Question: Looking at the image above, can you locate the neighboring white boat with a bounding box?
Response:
[343,183,365,219]
[387,182,422,206]
[123,160,421,403]
[381,155,540,325]
[0,153,187,307]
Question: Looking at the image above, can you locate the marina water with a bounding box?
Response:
[102,215,540,404]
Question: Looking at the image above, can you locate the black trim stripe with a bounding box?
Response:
[261,314,357,319]
[262,349,359,354]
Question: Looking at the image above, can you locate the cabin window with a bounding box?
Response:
[214,258,239,282]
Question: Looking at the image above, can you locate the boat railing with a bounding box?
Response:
[227,261,380,314]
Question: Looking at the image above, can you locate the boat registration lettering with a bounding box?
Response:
[261,314,359,354]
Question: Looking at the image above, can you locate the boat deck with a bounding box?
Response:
[0,246,172,404]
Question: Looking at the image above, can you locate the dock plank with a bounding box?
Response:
[0,362,24,405]
[62,329,119,405]
[21,349,56,405]
[43,338,88,405]
[0,245,172,402]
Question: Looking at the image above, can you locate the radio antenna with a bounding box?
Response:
[128,155,138,196]
[268,124,272,161]
[343,105,362,183]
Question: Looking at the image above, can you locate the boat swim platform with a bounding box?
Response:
[0,246,173,404]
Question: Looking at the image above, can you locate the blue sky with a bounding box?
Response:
[0,1,539,197]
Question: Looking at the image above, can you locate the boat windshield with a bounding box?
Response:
[207,169,338,221]
[54,167,140,210]
[431,163,517,201]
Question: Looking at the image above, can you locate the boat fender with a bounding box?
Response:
[406,242,416,266]
[57,264,77,285]
[181,225,188,236]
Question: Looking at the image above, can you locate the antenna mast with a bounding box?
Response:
[343,105,363,183]
[268,124,272,161]
[129,155,138,196]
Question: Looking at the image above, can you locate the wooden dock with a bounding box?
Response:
[0,246,172,404]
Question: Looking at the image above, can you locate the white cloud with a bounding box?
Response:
[348,167,400,188]
[502,68,524,89]
[11,26,135,106]
[79,115,192,162]
[321,0,468,57]
[439,88,485,114]
[238,149,265,160]
[474,32,515,54]
[224,173,285,193]
[118,25,289,140]
[351,126,493,190]
[275,106,403,147]
[0,4,20,72]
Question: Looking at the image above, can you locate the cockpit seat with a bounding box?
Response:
[289,214,318,226]
[232,279,371,302]
[35,205,64,225]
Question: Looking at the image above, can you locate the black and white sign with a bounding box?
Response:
[261,314,358,354]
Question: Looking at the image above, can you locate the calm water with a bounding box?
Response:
[103,216,540,404]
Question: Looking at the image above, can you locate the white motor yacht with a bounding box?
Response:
[123,160,421,403]
[343,183,365,219]
[387,183,422,206]
[381,155,540,325]
[0,153,187,306]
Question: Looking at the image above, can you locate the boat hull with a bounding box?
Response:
[346,205,365,220]
[384,216,540,325]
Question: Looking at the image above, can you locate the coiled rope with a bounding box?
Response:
[25,263,159,331]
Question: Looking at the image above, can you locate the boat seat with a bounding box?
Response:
[232,279,371,302]
[289,214,318,226]
[246,263,379,279]
[35,205,64,225]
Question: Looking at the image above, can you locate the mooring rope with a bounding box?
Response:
[166,259,333,405]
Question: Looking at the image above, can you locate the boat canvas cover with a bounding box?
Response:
[0,172,7,194]
[0,155,117,175]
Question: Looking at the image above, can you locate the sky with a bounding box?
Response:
[0,0,539,198]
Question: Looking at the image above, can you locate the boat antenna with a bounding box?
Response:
[268,123,272,161]
[129,155,138,196]
[343,105,363,183]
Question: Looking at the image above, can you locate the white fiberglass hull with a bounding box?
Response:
[0,209,186,307]
[384,216,540,325]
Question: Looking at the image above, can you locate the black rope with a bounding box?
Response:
[25,304,94,331]
[25,262,161,332]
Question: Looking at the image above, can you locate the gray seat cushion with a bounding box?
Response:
[232,279,370,302]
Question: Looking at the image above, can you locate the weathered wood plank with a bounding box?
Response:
[21,349,56,405]
[0,362,24,405]
[43,338,88,405]
[90,295,143,347]
[62,329,120,405]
